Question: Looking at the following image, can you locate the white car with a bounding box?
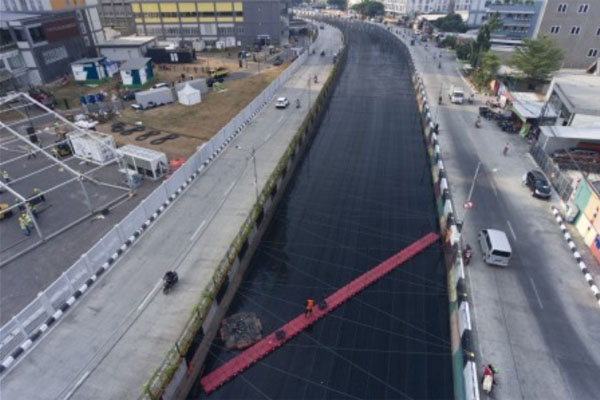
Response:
[275,97,290,109]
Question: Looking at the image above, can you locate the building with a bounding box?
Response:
[70,56,118,83]
[467,0,487,27]
[98,0,136,35]
[487,1,544,40]
[0,11,94,89]
[97,35,157,62]
[533,0,600,69]
[129,0,289,49]
[0,0,105,49]
[545,72,600,127]
[119,57,153,87]
[384,0,455,15]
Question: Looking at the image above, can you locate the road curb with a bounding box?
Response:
[551,206,600,307]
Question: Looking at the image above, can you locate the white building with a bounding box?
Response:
[384,0,469,16]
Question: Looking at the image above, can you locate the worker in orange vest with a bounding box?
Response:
[305,299,314,317]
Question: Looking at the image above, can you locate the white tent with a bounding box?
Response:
[177,83,201,106]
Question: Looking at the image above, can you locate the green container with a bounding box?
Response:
[574,181,592,212]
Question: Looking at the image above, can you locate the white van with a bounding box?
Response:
[448,85,464,104]
[478,229,512,267]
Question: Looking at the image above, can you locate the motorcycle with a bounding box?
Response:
[438,61,441,69]
[163,271,179,294]
[314,75,318,84]
[438,95,442,105]
[296,98,301,109]
[463,244,472,265]
[320,50,325,57]
[468,93,474,104]
[474,117,481,129]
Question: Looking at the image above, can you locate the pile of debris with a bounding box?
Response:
[220,312,263,350]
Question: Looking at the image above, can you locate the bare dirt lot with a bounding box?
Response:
[96,63,288,160]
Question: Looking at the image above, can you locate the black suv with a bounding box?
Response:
[524,170,551,199]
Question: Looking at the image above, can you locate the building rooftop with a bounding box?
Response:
[120,57,151,71]
[71,57,106,65]
[551,73,600,117]
[97,36,156,48]
[541,124,600,141]
[0,11,41,23]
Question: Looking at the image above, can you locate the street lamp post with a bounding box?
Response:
[235,145,259,204]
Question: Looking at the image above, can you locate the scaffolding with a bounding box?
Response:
[0,92,130,264]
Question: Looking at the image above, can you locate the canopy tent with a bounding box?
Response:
[177,83,201,106]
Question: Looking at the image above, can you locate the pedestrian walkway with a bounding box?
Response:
[201,232,439,394]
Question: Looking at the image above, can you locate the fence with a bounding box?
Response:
[529,142,574,202]
[0,46,311,374]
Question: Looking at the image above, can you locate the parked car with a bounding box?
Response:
[121,90,138,101]
[523,170,552,199]
[275,97,290,109]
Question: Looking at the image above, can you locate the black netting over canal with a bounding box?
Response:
[191,26,453,400]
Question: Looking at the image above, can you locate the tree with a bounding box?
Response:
[351,1,384,17]
[509,36,564,81]
[432,13,467,33]
[473,52,500,89]
[327,0,346,10]
[440,35,457,48]
[470,13,501,68]
[455,42,472,60]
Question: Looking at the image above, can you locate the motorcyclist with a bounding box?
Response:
[475,116,482,128]
[164,271,178,285]
[314,75,318,83]
[296,98,301,108]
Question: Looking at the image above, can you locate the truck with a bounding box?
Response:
[208,67,229,79]
[133,87,174,110]
[448,85,464,104]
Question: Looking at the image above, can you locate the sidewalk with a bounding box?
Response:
[0,26,344,400]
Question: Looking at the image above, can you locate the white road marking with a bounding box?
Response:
[490,180,498,197]
[137,280,162,311]
[529,276,544,309]
[190,219,207,241]
[507,220,517,240]
[224,181,235,196]
[277,114,284,124]
[62,370,90,400]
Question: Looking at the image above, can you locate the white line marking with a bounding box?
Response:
[137,280,162,311]
[190,219,207,241]
[62,370,90,400]
[490,180,498,197]
[507,220,517,240]
[529,277,544,309]
[224,181,235,196]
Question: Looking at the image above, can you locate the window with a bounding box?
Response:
[578,4,589,13]
[550,25,560,34]
[42,46,68,64]
[570,26,581,35]
[588,48,598,58]
[7,54,24,69]
[13,28,25,42]
[28,26,46,43]
[557,3,567,13]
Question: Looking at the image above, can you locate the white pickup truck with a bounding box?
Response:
[448,85,465,104]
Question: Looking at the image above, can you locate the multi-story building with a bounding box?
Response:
[534,0,600,68]
[130,0,289,48]
[384,0,470,16]
[99,0,136,35]
[0,11,91,90]
[467,0,487,26]
[487,1,544,40]
[0,0,105,48]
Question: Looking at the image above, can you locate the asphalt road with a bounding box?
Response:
[398,28,600,399]
[195,24,453,399]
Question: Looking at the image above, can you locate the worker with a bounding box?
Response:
[305,299,314,317]
[33,188,45,202]
[19,214,30,236]
[23,212,34,231]
[50,147,59,159]
[28,203,38,217]
[26,145,37,159]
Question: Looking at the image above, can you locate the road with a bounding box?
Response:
[0,24,344,400]
[394,27,600,399]
[196,22,453,400]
